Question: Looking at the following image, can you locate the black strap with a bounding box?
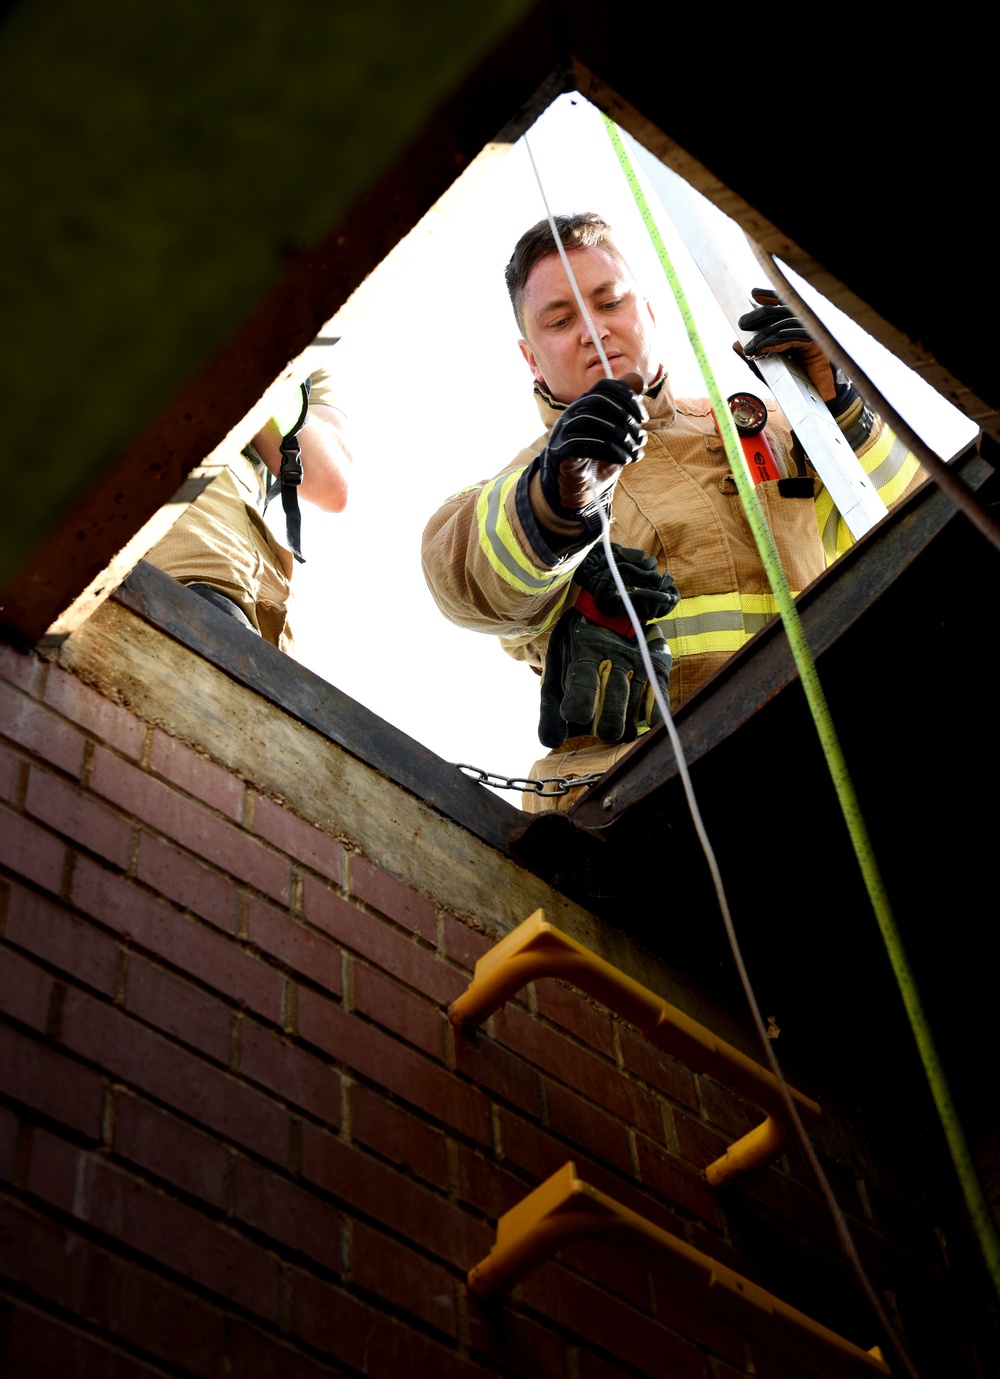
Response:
[264,377,311,563]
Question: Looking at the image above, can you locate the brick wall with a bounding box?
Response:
[1,638,997,1377]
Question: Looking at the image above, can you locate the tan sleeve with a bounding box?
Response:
[421,443,591,656]
[305,364,341,412]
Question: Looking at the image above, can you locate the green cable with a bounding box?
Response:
[602,113,1000,1300]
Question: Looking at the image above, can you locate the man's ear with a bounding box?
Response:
[518,338,544,384]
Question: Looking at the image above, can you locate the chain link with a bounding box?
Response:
[455,763,603,797]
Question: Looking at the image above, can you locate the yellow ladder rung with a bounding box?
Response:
[448,910,819,1187]
[469,1162,891,1379]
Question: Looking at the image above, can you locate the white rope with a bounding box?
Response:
[523,132,921,1379]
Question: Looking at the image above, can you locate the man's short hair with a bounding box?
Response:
[505,213,630,336]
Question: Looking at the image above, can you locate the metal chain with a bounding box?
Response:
[455,764,603,797]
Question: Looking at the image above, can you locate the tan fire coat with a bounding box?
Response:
[422,374,922,809]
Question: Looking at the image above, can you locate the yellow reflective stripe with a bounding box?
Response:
[815,486,842,565]
[475,469,566,596]
[660,591,789,659]
[816,425,922,566]
[866,427,922,507]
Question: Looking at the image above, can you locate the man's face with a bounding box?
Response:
[517,245,659,404]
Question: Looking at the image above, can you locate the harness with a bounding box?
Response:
[261,375,311,563]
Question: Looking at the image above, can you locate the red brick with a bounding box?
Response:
[351,855,435,940]
[0,1101,19,1180]
[674,1107,730,1172]
[228,1323,353,1379]
[44,666,145,759]
[72,856,283,1023]
[0,943,54,1030]
[741,1160,840,1252]
[1,1300,169,1379]
[253,793,343,883]
[496,1107,585,1184]
[441,912,496,971]
[515,1258,710,1379]
[301,1122,493,1269]
[647,1273,752,1368]
[135,831,238,932]
[297,987,491,1144]
[240,1020,341,1126]
[303,879,465,1005]
[247,896,342,994]
[290,1268,490,1379]
[558,1234,653,1311]
[454,1142,528,1221]
[350,1083,448,1190]
[0,677,86,776]
[352,961,443,1059]
[495,1004,664,1140]
[89,747,290,904]
[576,1350,649,1379]
[453,1027,543,1120]
[0,803,66,892]
[149,729,245,817]
[89,1250,228,1379]
[634,1135,720,1227]
[125,954,232,1063]
[25,767,131,867]
[60,986,289,1164]
[234,1154,342,1271]
[0,641,38,691]
[0,740,18,801]
[494,1112,679,1237]
[0,1193,98,1312]
[468,1296,568,1379]
[287,1272,378,1374]
[700,1077,761,1139]
[619,1023,699,1110]
[534,980,615,1057]
[5,884,119,996]
[0,1021,104,1138]
[113,1090,229,1208]
[542,1080,632,1172]
[351,1218,457,1335]
[27,1130,277,1319]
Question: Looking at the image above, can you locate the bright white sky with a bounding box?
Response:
[276,93,978,799]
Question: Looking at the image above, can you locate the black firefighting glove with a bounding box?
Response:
[539,614,673,748]
[735,288,857,417]
[538,378,647,533]
[538,543,679,749]
[573,542,680,625]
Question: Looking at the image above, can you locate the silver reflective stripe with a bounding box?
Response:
[478,473,554,593]
[866,433,912,492]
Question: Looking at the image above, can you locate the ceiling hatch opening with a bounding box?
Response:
[260,91,975,796]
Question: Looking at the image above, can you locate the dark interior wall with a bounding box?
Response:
[0,0,534,594]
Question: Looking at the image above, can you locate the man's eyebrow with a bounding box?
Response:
[536,280,623,317]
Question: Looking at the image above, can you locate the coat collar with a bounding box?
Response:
[532,369,677,429]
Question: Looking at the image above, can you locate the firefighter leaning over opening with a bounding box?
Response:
[421,213,925,813]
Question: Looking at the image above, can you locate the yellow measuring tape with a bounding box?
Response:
[602,113,1000,1299]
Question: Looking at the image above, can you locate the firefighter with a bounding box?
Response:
[421,213,923,811]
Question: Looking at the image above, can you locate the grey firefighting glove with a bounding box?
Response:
[538,543,679,749]
[735,288,857,417]
[538,378,647,533]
